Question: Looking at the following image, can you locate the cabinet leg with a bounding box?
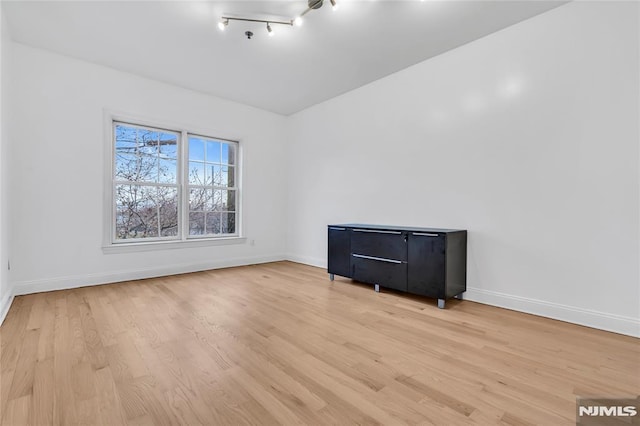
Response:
[437,299,445,309]
[455,292,464,300]
[374,284,380,293]
[329,273,334,281]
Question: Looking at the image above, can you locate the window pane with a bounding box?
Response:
[189,137,205,161]
[188,162,205,185]
[206,212,221,234]
[221,190,236,211]
[189,212,205,235]
[210,164,223,187]
[115,154,158,183]
[137,129,158,156]
[158,187,178,237]
[206,141,221,163]
[159,133,178,159]
[115,125,138,155]
[209,165,234,187]
[205,163,216,186]
[224,166,234,187]
[158,159,177,184]
[222,143,236,165]
[210,189,222,211]
[115,184,134,239]
[115,154,137,181]
[221,212,236,234]
[189,187,208,211]
[115,185,158,239]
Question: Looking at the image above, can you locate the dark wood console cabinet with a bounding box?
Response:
[327,224,467,308]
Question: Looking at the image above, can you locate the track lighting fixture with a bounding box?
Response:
[218,16,292,37]
[218,0,338,38]
[217,18,228,31]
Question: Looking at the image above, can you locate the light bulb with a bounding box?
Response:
[218,19,228,31]
[330,0,339,11]
[294,16,303,26]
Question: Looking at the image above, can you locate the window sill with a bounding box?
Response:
[102,236,247,254]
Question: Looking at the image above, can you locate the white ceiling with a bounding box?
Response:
[2,1,566,115]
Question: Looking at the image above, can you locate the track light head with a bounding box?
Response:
[294,16,303,26]
[217,18,229,31]
[330,0,338,11]
[267,22,274,36]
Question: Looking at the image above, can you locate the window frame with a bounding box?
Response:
[112,121,183,243]
[185,133,240,240]
[103,111,245,253]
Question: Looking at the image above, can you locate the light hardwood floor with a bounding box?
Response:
[1,261,638,425]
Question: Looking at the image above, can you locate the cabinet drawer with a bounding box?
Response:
[351,229,407,261]
[352,254,407,292]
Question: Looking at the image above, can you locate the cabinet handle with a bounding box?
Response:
[328,227,346,231]
[352,254,403,264]
[353,229,401,235]
[412,232,440,237]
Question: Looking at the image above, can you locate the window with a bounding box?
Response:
[187,135,237,237]
[111,121,240,245]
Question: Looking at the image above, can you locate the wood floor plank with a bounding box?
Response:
[51,296,79,426]
[25,294,45,332]
[117,375,178,425]
[94,366,128,426]
[77,298,108,370]
[7,328,40,401]
[1,394,31,426]
[31,358,54,426]
[35,297,56,363]
[0,261,638,425]
[0,302,31,413]
[226,367,306,425]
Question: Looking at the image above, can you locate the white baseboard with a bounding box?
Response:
[0,287,15,326]
[12,254,286,296]
[463,288,639,338]
[285,253,326,269]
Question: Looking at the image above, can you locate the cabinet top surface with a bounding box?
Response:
[328,224,466,233]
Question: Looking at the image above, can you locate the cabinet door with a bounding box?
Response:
[407,232,446,298]
[328,227,351,278]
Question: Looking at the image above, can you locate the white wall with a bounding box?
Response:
[286,1,640,336]
[3,2,639,336]
[8,43,288,294]
[0,7,13,323]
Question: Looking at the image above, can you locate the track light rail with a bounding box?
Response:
[221,17,293,27]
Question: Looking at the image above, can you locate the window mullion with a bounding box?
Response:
[181,130,189,241]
